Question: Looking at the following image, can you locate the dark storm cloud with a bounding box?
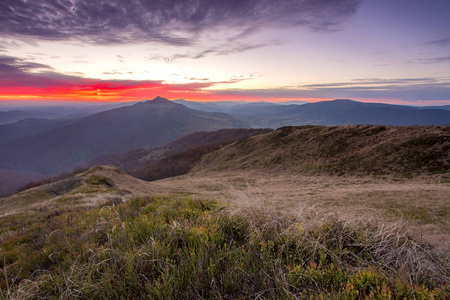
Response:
[0,0,362,45]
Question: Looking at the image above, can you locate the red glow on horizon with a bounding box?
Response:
[0,81,446,106]
[0,81,313,103]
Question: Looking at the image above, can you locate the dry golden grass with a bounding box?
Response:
[225,188,449,287]
[151,170,450,255]
[194,125,450,176]
[2,165,448,256]
[1,165,448,298]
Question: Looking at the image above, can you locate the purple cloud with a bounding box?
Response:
[148,41,281,62]
[0,0,361,45]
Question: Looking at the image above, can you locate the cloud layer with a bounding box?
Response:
[3,53,448,104]
[0,54,249,101]
[212,78,450,102]
[0,0,361,45]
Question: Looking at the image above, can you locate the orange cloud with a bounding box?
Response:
[0,68,283,103]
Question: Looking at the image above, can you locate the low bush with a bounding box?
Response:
[85,175,116,187]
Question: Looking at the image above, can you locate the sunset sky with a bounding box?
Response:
[0,0,449,105]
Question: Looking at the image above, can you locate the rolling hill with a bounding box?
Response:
[83,128,271,173]
[0,97,247,175]
[0,110,37,124]
[1,124,449,298]
[194,125,450,176]
[0,169,46,198]
[0,118,76,144]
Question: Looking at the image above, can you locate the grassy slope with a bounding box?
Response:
[1,129,271,198]
[1,193,448,299]
[194,125,450,176]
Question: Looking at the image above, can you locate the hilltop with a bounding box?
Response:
[4,129,271,198]
[194,125,450,176]
[0,165,156,217]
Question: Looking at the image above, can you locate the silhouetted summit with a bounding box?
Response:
[135,96,177,107]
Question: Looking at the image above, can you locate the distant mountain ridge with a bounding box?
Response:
[0,169,46,198]
[176,99,450,128]
[0,97,247,175]
[0,118,76,144]
[0,110,37,125]
[280,99,450,126]
[1,96,449,194]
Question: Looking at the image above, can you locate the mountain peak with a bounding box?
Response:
[332,99,357,103]
[150,96,172,104]
[135,96,176,107]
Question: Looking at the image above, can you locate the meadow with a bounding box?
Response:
[1,189,449,299]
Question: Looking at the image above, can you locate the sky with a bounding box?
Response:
[0,0,449,105]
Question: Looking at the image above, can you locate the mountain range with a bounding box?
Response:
[176,99,450,128]
[0,97,246,176]
[0,96,449,197]
[0,110,38,125]
[0,118,76,144]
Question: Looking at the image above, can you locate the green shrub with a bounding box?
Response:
[85,175,115,187]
